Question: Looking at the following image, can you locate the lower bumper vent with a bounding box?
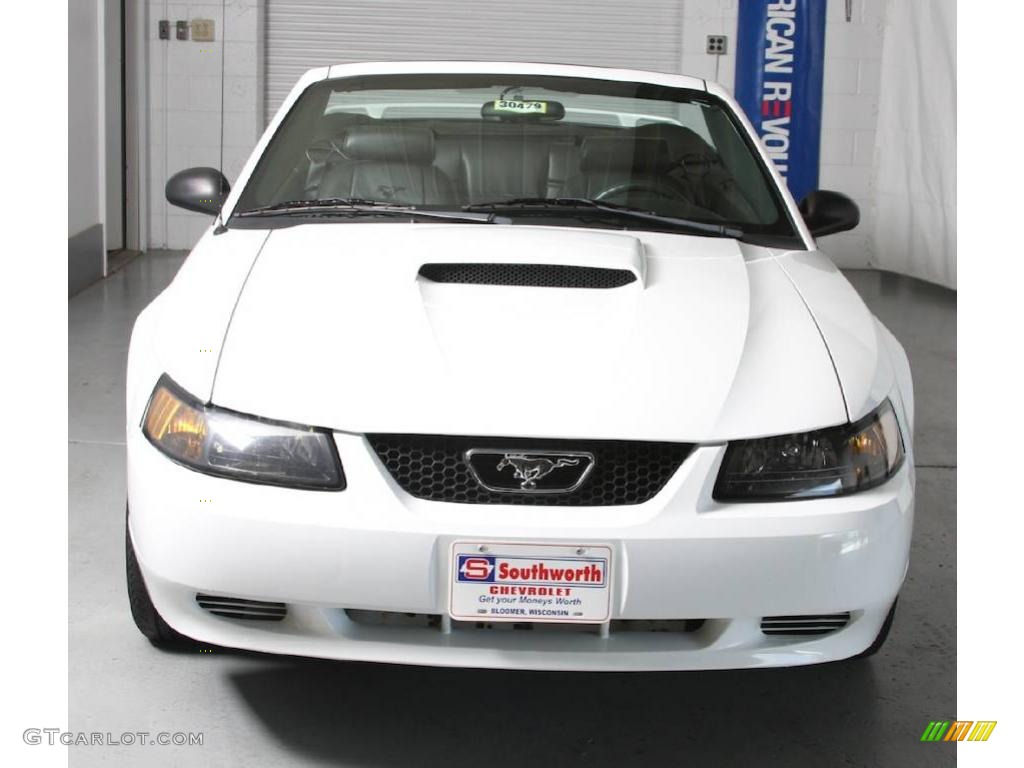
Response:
[344,610,705,635]
[760,612,851,636]
[345,609,439,629]
[196,594,287,621]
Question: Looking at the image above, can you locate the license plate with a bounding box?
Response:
[449,542,612,623]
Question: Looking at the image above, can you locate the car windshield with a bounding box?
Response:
[233,73,801,244]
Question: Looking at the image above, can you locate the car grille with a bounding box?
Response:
[418,263,637,289]
[760,612,851,636]
[365,434,692,506]
[195,594,287,621]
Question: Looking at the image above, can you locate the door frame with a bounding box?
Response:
[123,0,147,252]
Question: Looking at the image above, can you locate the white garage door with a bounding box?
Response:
[265,0,684,123]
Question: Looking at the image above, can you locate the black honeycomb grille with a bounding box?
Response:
[418,263,636,289]
[366,434,692,506]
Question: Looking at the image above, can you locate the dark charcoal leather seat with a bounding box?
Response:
[433,124,581,203]
[311,120,755,219]
[319,125,455,205]
[562,137,675,200]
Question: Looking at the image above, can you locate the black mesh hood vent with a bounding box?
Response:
[366,434,691,506]
[418,263,637,289]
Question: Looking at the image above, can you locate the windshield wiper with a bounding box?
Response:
[235,198,499,224]
[463,197,742,238]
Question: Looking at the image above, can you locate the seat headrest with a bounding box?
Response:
[313,112,372,140]
[342,125,436,163]
[579,137,670,173]
[634,123,716,159]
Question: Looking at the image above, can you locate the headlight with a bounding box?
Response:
[714,399,904,501]
[142,376,345,490]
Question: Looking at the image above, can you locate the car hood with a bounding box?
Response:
[210,223,849,441]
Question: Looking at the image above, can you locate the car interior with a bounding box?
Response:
[293,111,765,223]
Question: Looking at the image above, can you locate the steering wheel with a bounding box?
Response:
[594,178,687,203]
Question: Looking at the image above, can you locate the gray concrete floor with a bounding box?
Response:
[69,253,955,767]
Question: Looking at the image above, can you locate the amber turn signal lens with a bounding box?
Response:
[143,385,207,462]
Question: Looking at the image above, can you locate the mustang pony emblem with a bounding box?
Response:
[464,449,596,493]
[496,454,581,490]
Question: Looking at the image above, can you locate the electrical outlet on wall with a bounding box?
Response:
[706,35,728,55]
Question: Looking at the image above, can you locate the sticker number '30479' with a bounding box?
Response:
[494,99,547,114]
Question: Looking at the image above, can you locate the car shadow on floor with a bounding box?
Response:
[226,655,890,767]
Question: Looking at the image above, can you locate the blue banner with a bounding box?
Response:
[735,0,827,204]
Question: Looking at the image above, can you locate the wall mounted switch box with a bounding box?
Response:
[176,20,189,40]
[191,19,215,42]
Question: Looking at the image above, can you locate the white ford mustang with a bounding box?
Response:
[126,62,914,670]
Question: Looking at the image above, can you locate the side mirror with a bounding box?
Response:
[165,167,230,215]
[797,190,860,237]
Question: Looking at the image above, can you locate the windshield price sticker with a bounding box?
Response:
[493,99,548,114]
[450,542,612,623]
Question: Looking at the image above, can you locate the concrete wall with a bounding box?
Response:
[69,0,105,295]
[818,0,886,269]
[145,0,262,249]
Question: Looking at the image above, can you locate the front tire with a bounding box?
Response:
[126,518,194,647]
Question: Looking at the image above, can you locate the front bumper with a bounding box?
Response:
[127,430,914,671]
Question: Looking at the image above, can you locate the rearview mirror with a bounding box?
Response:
[166,167,230,215]
[798,190,860,237]
[481,99,565,121]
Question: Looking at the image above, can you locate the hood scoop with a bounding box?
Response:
[413,226,647,288]
[418,262,637,289]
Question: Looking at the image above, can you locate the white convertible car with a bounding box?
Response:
[126,62,914,670]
